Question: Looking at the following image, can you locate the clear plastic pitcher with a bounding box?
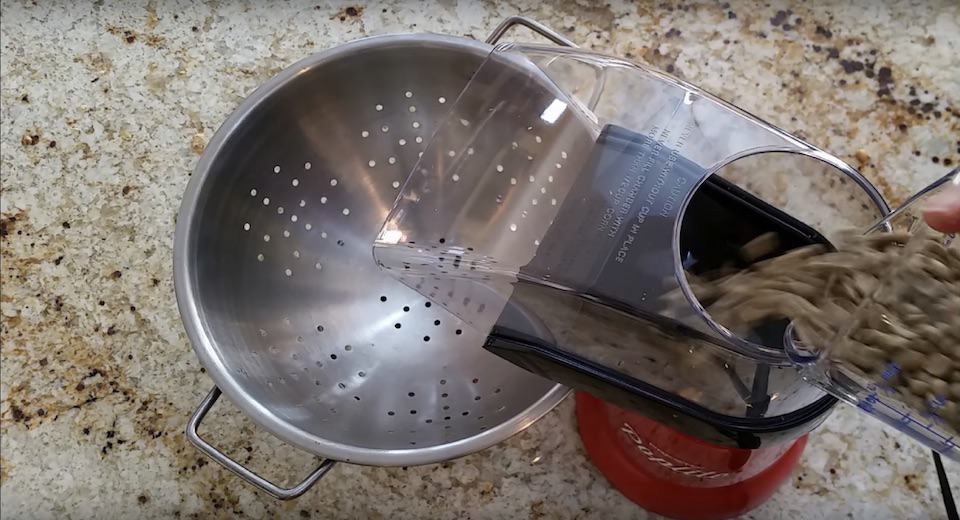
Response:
[373,42,957,458]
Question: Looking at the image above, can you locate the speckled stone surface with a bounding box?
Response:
[1,0,959,518]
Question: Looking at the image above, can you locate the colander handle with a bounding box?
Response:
[186,386,336,500]
[485,16,577,47]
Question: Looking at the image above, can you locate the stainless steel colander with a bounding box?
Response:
[174,18,575,499]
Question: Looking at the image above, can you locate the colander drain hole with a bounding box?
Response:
[213,87,556,445]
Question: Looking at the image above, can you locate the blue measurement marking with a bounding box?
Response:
[931,394,946,409]
[880,362,901,381]
[865,391,952,444]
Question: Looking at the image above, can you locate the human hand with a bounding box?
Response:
[922,176,960,233]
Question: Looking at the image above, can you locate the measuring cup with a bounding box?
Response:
[785,169,960,461]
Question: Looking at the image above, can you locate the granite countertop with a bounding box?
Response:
[1,0,958,518]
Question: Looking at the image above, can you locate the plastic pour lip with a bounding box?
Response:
[783,319,830,365]
[373,41,891,447]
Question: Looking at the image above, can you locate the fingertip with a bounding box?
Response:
[921,184,960,233]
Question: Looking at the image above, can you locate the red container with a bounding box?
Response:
[576,392,806,520]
